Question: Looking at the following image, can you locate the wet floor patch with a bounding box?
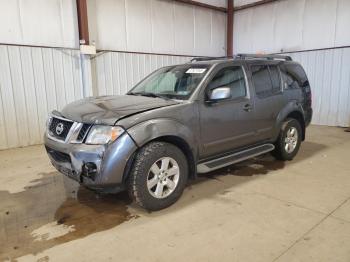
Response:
[0,172,133,261]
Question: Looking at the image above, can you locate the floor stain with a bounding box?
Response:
[0,142,327,260]
[0,172,133,261]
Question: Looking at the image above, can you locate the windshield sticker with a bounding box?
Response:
[186,68,207,74]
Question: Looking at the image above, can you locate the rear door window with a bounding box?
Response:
[251,65,281,97]
[269,65,281,93]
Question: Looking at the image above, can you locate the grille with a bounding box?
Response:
[49,117,74,141]
[45,146,71,163]
[77,124,91,141]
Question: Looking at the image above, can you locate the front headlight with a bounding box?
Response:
[85,125,124,145]
[46,115,53,129]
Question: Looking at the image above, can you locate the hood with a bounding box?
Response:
[60,95,180,125]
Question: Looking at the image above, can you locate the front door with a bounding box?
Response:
[199,64,256,158]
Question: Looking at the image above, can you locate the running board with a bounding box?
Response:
[197,144,275,173]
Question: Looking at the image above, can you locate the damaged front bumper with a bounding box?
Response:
[44,132,138,193]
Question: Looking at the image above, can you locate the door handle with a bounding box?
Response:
[243,104,253,112]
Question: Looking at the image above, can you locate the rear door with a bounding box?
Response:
[198,63,256,158]
[250,62,285,141]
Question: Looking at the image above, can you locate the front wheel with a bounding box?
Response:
[128,142,188,211]
[273,118,302,161]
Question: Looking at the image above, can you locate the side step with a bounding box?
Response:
[197,144,275,173]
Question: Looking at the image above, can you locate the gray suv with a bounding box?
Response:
[45,54,312,210]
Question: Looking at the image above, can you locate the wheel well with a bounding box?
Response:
[286,111,305,140]
[152,136,196,179]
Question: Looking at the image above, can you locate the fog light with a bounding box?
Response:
[82,162,97,180]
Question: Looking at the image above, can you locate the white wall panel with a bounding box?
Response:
[88,0,226,56]
[0,45,84,149]
[151,0,175,54]
[0,0,78,49]
[194,7,213,55]
[93,52,192,96]
[274,0,304,53]
[302,0,337,50]
[287,47,350,127]
[211,10,227,56]
[92,0,127,51]
[125,0,152,53]
[174,3,195,55]
[234,0,350,54]
[335,0,350,47]
[249,4,275,53]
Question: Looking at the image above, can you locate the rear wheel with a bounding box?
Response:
[128,142,188,211]
[273,118,302,161]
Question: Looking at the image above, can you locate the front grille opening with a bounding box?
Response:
[77,124,91,141]
[45,146,71,163]
[49,117,74,141]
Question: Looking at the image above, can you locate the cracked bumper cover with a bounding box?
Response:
[44,132,138,193]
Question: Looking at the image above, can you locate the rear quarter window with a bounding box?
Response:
[282,64,309,89]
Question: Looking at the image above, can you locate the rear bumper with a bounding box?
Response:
[44,132,138,193]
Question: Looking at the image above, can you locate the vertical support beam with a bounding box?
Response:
[76,0,90,45]
[226,0,234,56]
[227,0,234,57]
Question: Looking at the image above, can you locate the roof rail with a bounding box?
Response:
[235,53,292,61]
[190,56,233,62]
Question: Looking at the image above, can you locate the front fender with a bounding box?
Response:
[127,118,197,156]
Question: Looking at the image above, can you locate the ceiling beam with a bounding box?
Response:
[227,0,234,56]
[173,0,227,12]
[76,0,90,45]
[173,0,279,13]
[234,0,279,11]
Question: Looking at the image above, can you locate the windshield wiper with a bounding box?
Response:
[129,92,170,100]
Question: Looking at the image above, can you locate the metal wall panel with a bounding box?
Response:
[87,0,226,56]
[0,0,78,49]
[233,0,350,54]
[0,45,84,149]
[287,47,350,127]
[93,52,192,96]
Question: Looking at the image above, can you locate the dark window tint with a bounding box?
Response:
[208,66,246,99]
[251,65,281,97]
[283,64,308,89]
[269,65,281,92]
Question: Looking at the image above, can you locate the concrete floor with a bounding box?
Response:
[1,125,350,262]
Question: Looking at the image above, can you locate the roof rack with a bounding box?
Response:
[190,56,233,62]
[235,53,292,61]
[190,54,293,63]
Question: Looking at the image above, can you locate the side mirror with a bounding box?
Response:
[208,87,231,101]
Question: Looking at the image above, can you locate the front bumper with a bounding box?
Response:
[44,132,138,193]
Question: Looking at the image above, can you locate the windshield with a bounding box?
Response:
[128,64,211,100]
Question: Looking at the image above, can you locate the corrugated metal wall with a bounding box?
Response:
[93,52,192,96]
[87,0,226,57]
[0,0,78,49]
[234,0,350,54]
[0,45,84,149]
[287,47,350,127]
[0,46,192,150]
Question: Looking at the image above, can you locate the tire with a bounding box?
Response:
[127,142,188,211]
[273,118,302,161]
